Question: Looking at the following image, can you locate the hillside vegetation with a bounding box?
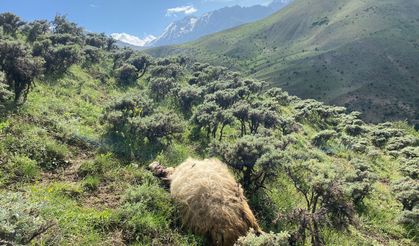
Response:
[1,13,418,245]
[149,0,419,124]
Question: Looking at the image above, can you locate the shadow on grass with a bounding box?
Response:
[101,133,167,165]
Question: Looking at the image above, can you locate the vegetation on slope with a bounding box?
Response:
[148,0,419,124]
[0,12,418,245]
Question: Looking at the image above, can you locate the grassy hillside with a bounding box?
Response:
[148,0,419,124]
[1,13,418,246]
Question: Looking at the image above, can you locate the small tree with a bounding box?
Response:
[133,112,184,143]
[248,108,278,134]
[266,87,291,106]
[103,94,154,132]
[150,64,182,78]
[23,20,50,42]
[103,94,154,158]
[52,15,83,36]
[178,85,203,112]
[149,77,177,100]
[191,101,221,138]
[213,135,282,191]
[43,44,82,74]
[393,177,418,211]
[0,40,44,103]
[83,46,102,65]
[128,53,152,78]
[344,159,376,209]
[112,49,134,70]
[232,100,250,136]
[216,109,235,141]
[85,33,108,49]
[115,63,138,86]
[0,12,25,36]
[277,157,355,246]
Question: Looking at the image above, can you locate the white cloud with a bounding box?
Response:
[110,33,156,47]
[166,5,198,16]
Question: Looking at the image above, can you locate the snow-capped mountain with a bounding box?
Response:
[111,33,156,48]
[150,0,292,47]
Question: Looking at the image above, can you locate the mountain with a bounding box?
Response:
[111,33,156,49]
[148,0,419,124]
[149,0,291,47]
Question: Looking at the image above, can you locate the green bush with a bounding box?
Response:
[115,63,138,86]
[312,130,337,147]
[0,192,51,245]
[116,183,175,242]
[82,175,101,192]
[41,140,69,170]
[235,229,290,246]
[7,155,40,183]
[78,153,113,178]
[3,124,69,171]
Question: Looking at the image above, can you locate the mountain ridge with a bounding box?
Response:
[148,0,419,124]
[114,0,291,48]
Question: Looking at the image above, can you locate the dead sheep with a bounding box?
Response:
[149,158,261,246]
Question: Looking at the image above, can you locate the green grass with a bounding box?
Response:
[1,34,418,245]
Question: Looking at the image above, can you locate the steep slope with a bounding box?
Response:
[150,0,291,47]
[1,13,419,245]
[148,0,419,124]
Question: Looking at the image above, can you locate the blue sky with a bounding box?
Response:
[0,0,274,41]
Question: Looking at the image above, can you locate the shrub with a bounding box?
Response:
[43,44,82,75]
[345,159,376,209]
[85,33,108,49]
[132,111,184,143]
[103,94,154,131]
[400,159,418,179]
[344,124,367,136]
[0,72,13,104]
[149,77,178,100]
[265,88,291,106]
[150,64,182,78]
[82,46,102,65]
[7,155,40,183]
[3,125,69,171]
[386,136,419,151]
[393,177,419,211]
[213,135,283,191]
[127,53,151,73]
[78,153,113,178]
[116,183,174,242]
[0,192,51,245]
[23,20,50,42]
[277,154,355,245]
[0,40,45,103]
[0,12,25,36]
[311,130,336,147]
[41,140,70,170]
[371,127,404,148]
[178,85,203,111]
[115,63,138,86]
[235,229,290,246]
[400,147,419,159]
[82,175,101,192]
[52,15,83,36]
[399,206,418,239]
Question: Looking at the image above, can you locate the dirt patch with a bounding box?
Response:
[81,183,123,209]
[40,153,91,183]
